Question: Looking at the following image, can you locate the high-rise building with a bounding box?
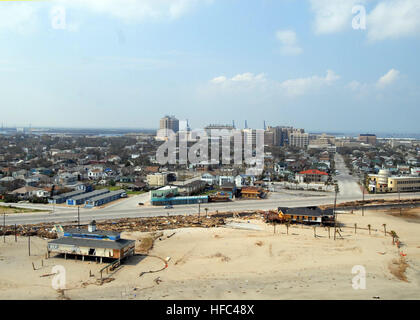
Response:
[264,126,293,147]
[157,115,179,140]
[160,115,179,133]
[243,128,257,147]
[289,129,309,148]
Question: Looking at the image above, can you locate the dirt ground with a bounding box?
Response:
[1,207,420,300]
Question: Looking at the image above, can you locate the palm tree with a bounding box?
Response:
[367,224,371,235]
[382,224,387,236]
[285,220,290,235]
[390,231,398,245]
[205,208,208,217]
[313,226,317,238]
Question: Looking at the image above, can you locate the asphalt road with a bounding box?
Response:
[334,153,363,198]
[2,158,420,225]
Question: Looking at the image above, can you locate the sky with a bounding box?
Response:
[0,0,419,133]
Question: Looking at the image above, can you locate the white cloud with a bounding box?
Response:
[210,70,339,97]
[279,70,340,96]
[0,4,40,34]
[377,68,400,88]
[276,30,303,55]
[210,72,266,85]
[231,73,266,82]
[0,0,211,34]
[56,0,212,23]
[309,0,364,34]
[367,0,420,41]
[210,76,228,84]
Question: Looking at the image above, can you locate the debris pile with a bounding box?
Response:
[320,198,420,210]
[0,214,227,239]
[96,215,225,232]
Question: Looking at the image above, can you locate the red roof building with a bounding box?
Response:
[298,169,328,176]
[296,169,329,183]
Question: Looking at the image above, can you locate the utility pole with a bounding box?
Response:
[14,224,17,242]
[362,179,365,217]
[28,235,31,256]
[3,212,5,243]
[398,189,402,216]
[198,200,201,221]
[78,206,80,229]
[333,184,338,240]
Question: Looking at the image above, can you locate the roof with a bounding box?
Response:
[151,195,208,202]
[241,187,261,194]
[298,169,328,176]
[69,189,109,201]
[158,186,178,191]
[48,237,135,250]
[220,182,236,189]
[86,189,126,203]
[52,189,85,200]
[11,186,42,194]
[64,227,121,238]
[278,206,334,217]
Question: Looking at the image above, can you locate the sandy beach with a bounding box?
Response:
[1,207,419,300]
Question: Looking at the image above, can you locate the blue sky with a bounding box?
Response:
[0,0,419,133]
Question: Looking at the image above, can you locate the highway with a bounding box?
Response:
[1,154,420,226]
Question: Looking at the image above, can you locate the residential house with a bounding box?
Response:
[10,186,47,199]
[295,169,329,184]
[201,173,218,185]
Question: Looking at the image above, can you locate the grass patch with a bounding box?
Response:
[94,186,146,195]
[389,257,409,282]
[209,252,231,262]
[0,205,50,214]
[126,190,146,195]
[95,186,122,191]
[135,232,163,254]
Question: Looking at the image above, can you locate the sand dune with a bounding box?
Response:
[0,207,419,300]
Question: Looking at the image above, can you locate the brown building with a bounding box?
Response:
[358,134,377,145]
[241,186,263,199]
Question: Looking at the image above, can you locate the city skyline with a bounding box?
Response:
[1,0,420,133]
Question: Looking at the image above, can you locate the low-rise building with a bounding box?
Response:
[295,169,328,184]
[67,189,110,206]
[201,173,218,185]
[85,190,127,208]
[49,189,86,204]
[278,206,334,226]
[10,186,46,199]
[358,134,377,145]
[147,173,168,187]
[47,221,135,262]
[240,186,263,199]
[368,169,420,193]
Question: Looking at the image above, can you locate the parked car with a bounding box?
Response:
[138,202,144,205]
[165,205,173,209]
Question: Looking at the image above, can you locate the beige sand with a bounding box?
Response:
[1,208,419,300]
